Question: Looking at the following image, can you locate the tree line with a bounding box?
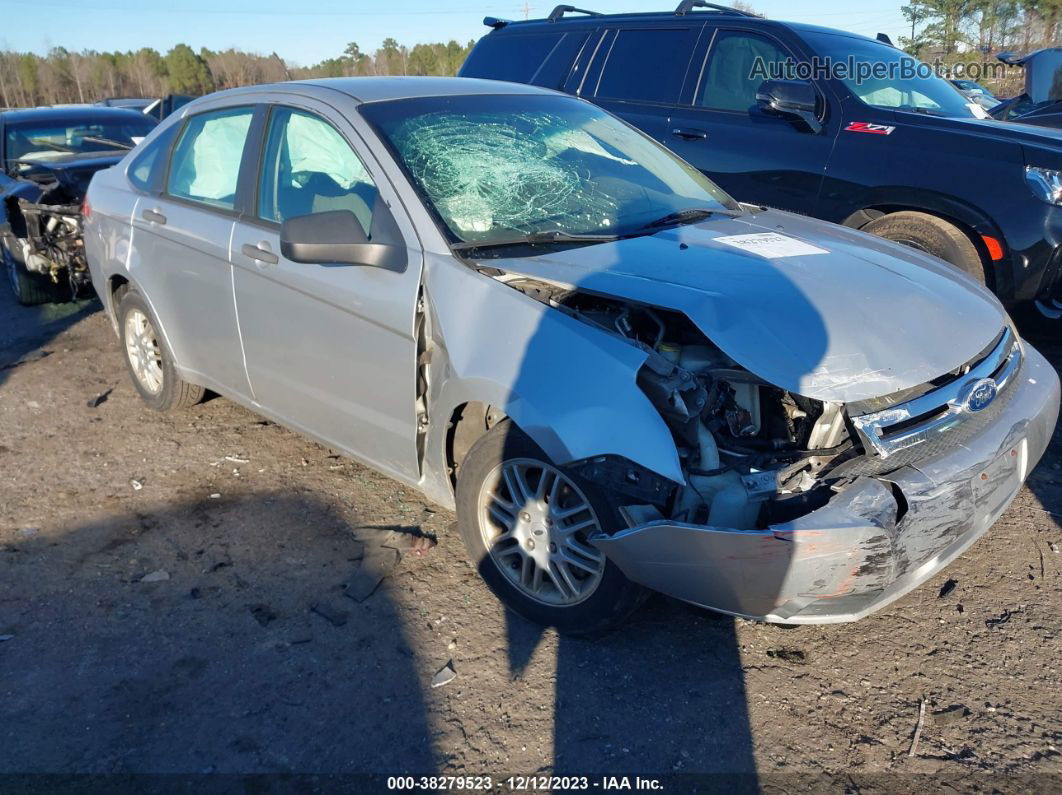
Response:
[902,0,1061,83]
[5,2,1062,109]
[0,39,474,108]
[897,0,1062,93]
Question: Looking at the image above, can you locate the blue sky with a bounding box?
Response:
[0,0,909,67]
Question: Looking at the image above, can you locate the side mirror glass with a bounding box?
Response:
[755,79,823,133]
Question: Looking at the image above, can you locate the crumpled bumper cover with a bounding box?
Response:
[592,344,1060,624]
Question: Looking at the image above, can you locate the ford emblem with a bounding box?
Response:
[962,378,998,413]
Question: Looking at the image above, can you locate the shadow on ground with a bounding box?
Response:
[0,493,438,774]
[505,607,757,781]
[0,286,99,390]
[1013,309,1062,536]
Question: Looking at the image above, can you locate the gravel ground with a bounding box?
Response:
[0,288,1060,790]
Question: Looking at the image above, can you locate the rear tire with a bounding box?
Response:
[3,242,66,305]
[117,288,204,412]
[455,420,646,636]
[862,211,986,284]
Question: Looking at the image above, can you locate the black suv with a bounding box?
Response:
[460,2,1062,313]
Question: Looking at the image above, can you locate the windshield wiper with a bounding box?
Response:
[452,229,619,253]
[34,142,76,153]
[638,207,722,232]
[81,136,134,150]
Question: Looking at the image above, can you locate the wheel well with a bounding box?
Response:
[842,205,996,291]
[107,275,130,322]
[445,401,507,493]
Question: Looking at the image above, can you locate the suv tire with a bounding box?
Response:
[863,211,986,284]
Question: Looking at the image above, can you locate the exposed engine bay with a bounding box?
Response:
[492,273,887,531]
[2,163,96,299]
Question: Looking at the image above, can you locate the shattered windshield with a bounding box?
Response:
[361,94,738,245]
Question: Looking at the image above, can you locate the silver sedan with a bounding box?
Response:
[84,77,1059,634]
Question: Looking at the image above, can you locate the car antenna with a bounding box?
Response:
[876,33,895,46]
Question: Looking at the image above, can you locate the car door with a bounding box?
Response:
[664,26,839,215]
[129,104,256,399]
[231,101,424,482]
[572,24,705,143]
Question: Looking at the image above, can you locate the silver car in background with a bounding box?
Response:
[84,78,1059,634]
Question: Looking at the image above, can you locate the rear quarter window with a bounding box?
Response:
[127,122,180,193]
[460,32,567,83]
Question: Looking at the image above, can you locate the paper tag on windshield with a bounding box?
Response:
[714,233,828,258]
[967,103,991,119]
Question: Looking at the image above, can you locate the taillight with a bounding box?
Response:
[81,198,91,221]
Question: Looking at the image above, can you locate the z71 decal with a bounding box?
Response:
[845,121,896,135]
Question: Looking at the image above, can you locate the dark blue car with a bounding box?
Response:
[1,105,156,304]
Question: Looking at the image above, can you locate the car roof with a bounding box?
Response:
[0,105,153,124]
[206,76,558,105]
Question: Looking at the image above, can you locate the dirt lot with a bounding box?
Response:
[1,287,1060,790]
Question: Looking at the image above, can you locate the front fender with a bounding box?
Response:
[423,255,683,485]
[842,187,1001,241]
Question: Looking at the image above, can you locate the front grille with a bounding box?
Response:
[844,326,1022,469]
[1039,247,1062,302]
[834,370,1018,477]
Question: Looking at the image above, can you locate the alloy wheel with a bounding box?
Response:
[124,308,164,394]
[477,457,606,606]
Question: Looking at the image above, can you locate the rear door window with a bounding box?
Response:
[166,106,254,210]
[698,30,795,111]
[594,27,700,104]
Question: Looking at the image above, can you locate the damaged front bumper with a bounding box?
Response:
[592,345,1060,624]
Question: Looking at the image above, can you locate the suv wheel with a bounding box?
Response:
[117,288,204,411]
[455,420,646,635]
[862,211,986,284]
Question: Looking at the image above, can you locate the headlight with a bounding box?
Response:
[1026,166,1062,205]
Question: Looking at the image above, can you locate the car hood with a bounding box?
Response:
[480,208,1006,404]
[897,109,1062,148]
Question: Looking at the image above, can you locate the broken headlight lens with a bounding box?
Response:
[1025,166,1062,205]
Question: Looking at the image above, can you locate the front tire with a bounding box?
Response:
[3,242,67,305]
[455,420,646,635]
[117,288,204,411]
[862,211,986,284]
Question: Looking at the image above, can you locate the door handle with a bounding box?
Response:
[142,208,167,225]
[671,127,708,140]
[241,243,279,265]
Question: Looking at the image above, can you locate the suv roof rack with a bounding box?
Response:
[547,5,602,22]
[674,1,758,17]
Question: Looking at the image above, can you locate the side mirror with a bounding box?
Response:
[279,209,405,271]
[755,79,823,133]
